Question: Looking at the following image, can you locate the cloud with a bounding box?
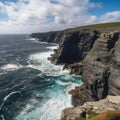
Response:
[0,1,6,13]
[99,11,120,23]
[0,0,119,33]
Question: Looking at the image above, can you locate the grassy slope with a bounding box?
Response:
[90,110,120,120]
[85,22,120,28]
[65,22,120,33]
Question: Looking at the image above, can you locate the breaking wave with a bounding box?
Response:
[1,63,22,72]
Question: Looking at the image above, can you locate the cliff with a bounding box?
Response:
[70,31,120,106]
[30,31,63,43]
[30,22,120,108]
[48,29,98,65]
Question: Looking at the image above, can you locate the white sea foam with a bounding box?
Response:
[15,73,82,120]
[16,44,82,120]
[4,91,21,101]
[28,45,69,75]
[26,37,38,41]
[47,46,58,50]
[26,37,42,44]
[1,63,22,71]
[56,80,72,86]
[16,90,72,120]
[1,115,5,120]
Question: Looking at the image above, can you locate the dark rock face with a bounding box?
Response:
[48,30,98,64]
[30,31,63,43]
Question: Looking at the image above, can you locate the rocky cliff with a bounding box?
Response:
[48,30,98,65]
[70,31,120,106]
[30,31,63,43]
[30,23,120,107]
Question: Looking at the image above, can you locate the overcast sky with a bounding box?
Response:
[0,0,120,33]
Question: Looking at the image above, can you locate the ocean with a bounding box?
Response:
[0,34,82,120]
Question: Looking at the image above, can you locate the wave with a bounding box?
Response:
[0,91,22,113]
[26,37,58,46]
[27,46,69,75]
[16,90,72,120]
[15,73,82,120]
[3,91,21,101]
[26,37,38,41]
[56,80,72,86]
[0,115,5,120]
[0,91,22,120]
[47,46,58,50]
[1,63,22,72]
[15,43,82,120]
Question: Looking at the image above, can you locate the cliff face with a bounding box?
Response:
[70,31,120,106]
[30,31,63,43]
[83,31,120,99]
[30,24,120,107]
[48,30,98,64]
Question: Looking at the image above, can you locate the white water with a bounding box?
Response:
[27,45,69,75]
[1,63,22,72]
[4,91,21,101]
[16,44,82,120]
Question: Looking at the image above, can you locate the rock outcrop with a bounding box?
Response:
[61,96,120,120]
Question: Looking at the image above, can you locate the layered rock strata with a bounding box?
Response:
[70,31,120,106]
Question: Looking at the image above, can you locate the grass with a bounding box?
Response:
[61,110,120,120]
[87,110,98,119]
[90,110,120,120]
[61,116,66,120]
[66,22,120,33]
[75,117,85,120]
[85,22,120,28]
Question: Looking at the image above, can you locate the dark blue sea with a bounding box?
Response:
[0,35,82,120]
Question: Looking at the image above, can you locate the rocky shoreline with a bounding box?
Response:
[30,22,120,120]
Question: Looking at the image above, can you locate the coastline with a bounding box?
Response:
[30,22,120,120]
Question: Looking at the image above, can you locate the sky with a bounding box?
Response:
[0,0,120,33]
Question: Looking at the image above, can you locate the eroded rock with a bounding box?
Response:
[61,96,120,120]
